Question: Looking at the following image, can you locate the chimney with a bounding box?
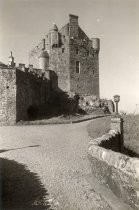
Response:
[18,63,25,71]
[8,51,15,67]
[42,39,45,50]
[69,14,79,38]
[28,64,33,72]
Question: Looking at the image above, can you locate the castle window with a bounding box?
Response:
[52,44,58,48]
[87,51,89,56]
[76,48,79,54]
[93,70,95,75]
[62,48,65,53]
[76,61,80,73]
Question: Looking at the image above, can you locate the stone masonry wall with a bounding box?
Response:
[16,69,49,121]
[49,47,70,92]
[0,67,50,125]
[0,68,16,125]
[48,24,70,91]
[88,130,139,209]
[29,40,45,69]
[69,27,99,97]
[29,25,70,92]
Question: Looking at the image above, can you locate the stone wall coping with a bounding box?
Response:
[88,129,118,146]
[88,130,139,179]
[111,117,123,123]
[0,67,50,81]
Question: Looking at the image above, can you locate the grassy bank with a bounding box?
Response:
[87,116,111,139]
[17,111,107,125]
[123,114,139,154]
[87,114,139,155]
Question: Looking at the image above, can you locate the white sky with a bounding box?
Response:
[0,0,139,113]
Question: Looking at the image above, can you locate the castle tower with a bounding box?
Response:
[91,38,100,52]
[50,23,59,47]
[29,14,100,96]
[38,50,49,71]
[8,51,15,67]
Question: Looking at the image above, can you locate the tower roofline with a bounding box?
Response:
[8,51,14,58]
[69,14,78,19]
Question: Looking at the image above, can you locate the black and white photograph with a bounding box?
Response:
[0,0,139,209]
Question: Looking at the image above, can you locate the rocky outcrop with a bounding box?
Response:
[79,95,114,114]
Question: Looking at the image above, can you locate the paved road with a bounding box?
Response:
[0,121,112,210]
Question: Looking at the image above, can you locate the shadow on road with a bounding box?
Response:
[0,158,53,210]
[0,145,40,154]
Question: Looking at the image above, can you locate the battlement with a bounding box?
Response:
[16,63,51,81]
[0,62,51,125]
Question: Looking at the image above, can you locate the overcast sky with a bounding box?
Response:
[0,0,139,113]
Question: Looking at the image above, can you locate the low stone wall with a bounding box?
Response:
[88,130,139,209]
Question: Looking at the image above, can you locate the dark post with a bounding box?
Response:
[113,95,120,115]
[111,95,124,152]
[111,116,124,152]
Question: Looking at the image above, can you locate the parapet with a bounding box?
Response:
[16,63,51,81]
[18,63,25,71]
[88,120,139,209]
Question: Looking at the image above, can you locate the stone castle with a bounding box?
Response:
[0,14,100,125]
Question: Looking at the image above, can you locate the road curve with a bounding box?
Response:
[0,120,112,210]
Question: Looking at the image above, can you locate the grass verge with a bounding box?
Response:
[17,112,109,125]
[123,114,139,154]
[87,114,139,155]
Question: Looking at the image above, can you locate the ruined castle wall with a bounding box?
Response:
[69,27,99,97]
[0,68,16,125]
[16,69,49,121]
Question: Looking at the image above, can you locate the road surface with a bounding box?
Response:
[0,120,126,210]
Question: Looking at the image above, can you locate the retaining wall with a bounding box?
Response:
[0,69,16,125]
[88,130,139,209]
